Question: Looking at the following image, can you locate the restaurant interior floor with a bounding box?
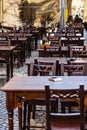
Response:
[0,50,46,130]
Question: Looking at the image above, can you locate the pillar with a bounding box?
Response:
[84,0,87,20]
[60,0,66,29]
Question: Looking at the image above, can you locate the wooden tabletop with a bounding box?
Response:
[1,75,87,130]
[25,33,33,37]
[0,45,16,51]
[70,58,87,63]
[25,57,68,64]
[25,57,87,65]
[1,75,87,92]
[11,38,27,41]
[0,38,6,40]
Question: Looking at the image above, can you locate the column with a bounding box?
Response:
[84,0,87,19]
[59,0,66,29]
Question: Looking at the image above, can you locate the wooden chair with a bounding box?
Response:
[61,35,84,46]
[31,63,54,75]
[22,61,58,129]
[70,46,87,58]
[45,84,86,130]
[61,63,87,76]
[60,63,87,113]
[43,46,60,57]
[29,60,56,76]
[50,40,60,46]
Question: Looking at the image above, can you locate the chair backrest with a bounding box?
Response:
[34,58,60,76]
[71,46,84,50]
[50,40,60,46]
[29,62,56,76]
[43,46,60,57]
[70,46,86,58]
[60,63,87,76]
[45,84,84,130]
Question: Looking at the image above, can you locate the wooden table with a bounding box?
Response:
[1,75,87,130]
[0,45,16,78]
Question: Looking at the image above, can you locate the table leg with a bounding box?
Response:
[8,110,14,130]
[17,96,24,130]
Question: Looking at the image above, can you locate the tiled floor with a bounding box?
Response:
[0,51,46,130]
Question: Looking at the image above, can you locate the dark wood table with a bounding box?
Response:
[0,45,16,78]
[1,75,87,130]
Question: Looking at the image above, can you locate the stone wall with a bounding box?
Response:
[84,0,87,20]
[1,0,60,27]
[2,0,22,27]
[1,0,87,27]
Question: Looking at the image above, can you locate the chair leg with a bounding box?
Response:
[61,102,66,113]
[27,103,31,130]
[23,102,27,130]
[23,102,32,130]
[32,104,36,119]
[69,106,72,113]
